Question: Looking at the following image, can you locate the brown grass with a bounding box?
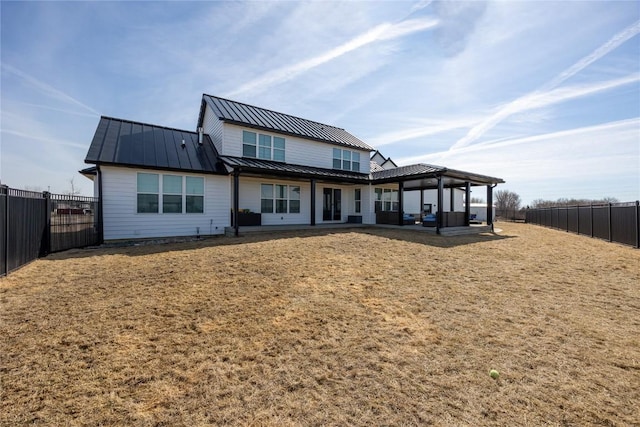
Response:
[1,223,639,426]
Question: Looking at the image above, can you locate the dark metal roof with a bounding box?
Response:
[200,94,374,152]
[372,163,504,185]
[84,116,226,174]
[220,156,370,183]
[370,160,384,172]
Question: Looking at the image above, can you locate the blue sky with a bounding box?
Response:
[1,0,639,205]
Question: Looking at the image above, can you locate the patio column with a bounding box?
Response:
[420,188,424,215]
[397,181,404,226]
[465,182,471,225]
[310,179,316,226]
[233,170,240,236]
[437,176,443,234]
[486,184,494,229]
[450,187,455,212]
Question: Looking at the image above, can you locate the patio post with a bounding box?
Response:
[486,184,494,230]
[310,179,316,226]
[397,180,404,226]
[233,170,240,236]
[465,182,471,225]
[437,176,443,234]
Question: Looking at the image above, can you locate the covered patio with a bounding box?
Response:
[371,164,505,234]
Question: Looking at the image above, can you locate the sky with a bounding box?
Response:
[1,0,639,205]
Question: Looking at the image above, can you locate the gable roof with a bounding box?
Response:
[84,116,226,174]
[199,94,374,152]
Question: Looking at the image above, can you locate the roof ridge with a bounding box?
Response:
[202,94,346,131]
[99,115,197,135]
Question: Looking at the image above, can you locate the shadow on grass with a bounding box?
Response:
[41,226,516,262]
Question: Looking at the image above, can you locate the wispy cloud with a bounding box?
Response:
[1,64,100,116]
[225,16,438,98]
[398,117,640,165]
[449,19,640,151]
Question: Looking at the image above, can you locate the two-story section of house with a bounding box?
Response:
[197,95,377,233]
[83,93,504,240]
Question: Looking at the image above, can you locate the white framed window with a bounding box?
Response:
[163,175,183,213]
[243,131,257,157]
[332,148,361,172]
[137,173,159,213]
[261,183,300,214]
[137,172,204,214]
[243,130,285,161]
[186,177,204,213]
[376,187,399,212]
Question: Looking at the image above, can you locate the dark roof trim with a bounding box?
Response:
[79,166,97,176]
[84,161,228,176]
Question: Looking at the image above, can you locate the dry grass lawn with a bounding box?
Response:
[1,223,639,426]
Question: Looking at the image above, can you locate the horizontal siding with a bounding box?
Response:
[223,123,371,173]
[101,166,230,240]
[203,106,223,154]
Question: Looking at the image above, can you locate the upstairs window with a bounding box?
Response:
[243,131,257,157]
[243,130,285,161]
[333,148,361,172]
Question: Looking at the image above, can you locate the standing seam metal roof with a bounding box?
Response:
[84,116,225,174]
[202,94,374,151]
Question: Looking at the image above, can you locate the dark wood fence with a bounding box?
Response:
[525,202,640,248]
[0,185,102,276]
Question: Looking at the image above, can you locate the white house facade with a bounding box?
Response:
[82,94,504,240]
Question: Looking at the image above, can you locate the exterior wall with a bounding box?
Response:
[236,177,311,226]
[236,178,366,225]
[222,123,371,173]
[100,165,230,240]
[202,106,224,153]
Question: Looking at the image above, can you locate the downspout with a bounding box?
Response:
[233,169,240,237]
[97,165,104,244]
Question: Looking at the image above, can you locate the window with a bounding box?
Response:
[352,152,360,172]
[290,186,300,213]
[374,188,382,212]
[243,131,257,157]
[376,188,399,212]
[186,177,204,213]
[243,130,285,161]
[273,137,285,162]
[261,184,274,213]
[332,148,361,172]
[259,134,272,159]
[333,148,342,169]
[261,183,301,214]
[137,173,159,213]
[355,188,361,213]
[163,175,182,213]
[137,172,204,214]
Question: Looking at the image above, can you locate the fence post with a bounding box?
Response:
[590,204,594,238]
[608,202,612,242]
[636,200,640,249]
[2,185,8,276]
[576,205,579,235]
[41,192,52,257]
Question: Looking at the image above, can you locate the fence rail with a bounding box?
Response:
[1,185,102,276]
[525,202,639,248]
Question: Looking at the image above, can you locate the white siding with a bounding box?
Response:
[100,166,230,240]
[223,123,371,173]
[203,106,224,153]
